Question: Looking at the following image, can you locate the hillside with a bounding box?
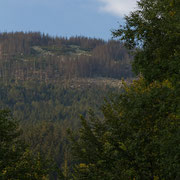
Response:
[0,32,134,178]
[0,32,133,82]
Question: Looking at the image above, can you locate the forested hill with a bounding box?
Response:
[0,32,133,82]
[0,32,134,178]
[0,32,134,130]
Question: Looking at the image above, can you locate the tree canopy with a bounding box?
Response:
[70,0,180,179]
[70,79,180,179]
[113,0,180,84]
[0,110,54,179]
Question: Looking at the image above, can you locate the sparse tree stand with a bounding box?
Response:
[70,0,180,179]
[0,110,53,180]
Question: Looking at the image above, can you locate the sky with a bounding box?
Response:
[0,0,137,40]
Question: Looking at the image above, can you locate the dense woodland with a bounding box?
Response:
[0,80,120,124]
[0,80,121,177]
[0,0,180,179]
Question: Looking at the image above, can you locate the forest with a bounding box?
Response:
[0,0,180,179]
[0,33,133,179]
[0,31,133,180]
[0,32,133,81]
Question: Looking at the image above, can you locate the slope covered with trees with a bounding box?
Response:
[0,80,120,125]
[0,33,133,179]
[0,32,133,81]
[0,110,54,179]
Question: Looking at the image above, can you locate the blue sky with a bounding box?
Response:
[0,0,137,40]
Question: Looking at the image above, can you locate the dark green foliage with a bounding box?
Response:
[22,121,71,179]
[0,110,22,173]
[113,0,180,83]
[0,80,115,124]
[0,110,54,179]
[0,79,120,179]
[70,0,180,179]
[70,80,180,179]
